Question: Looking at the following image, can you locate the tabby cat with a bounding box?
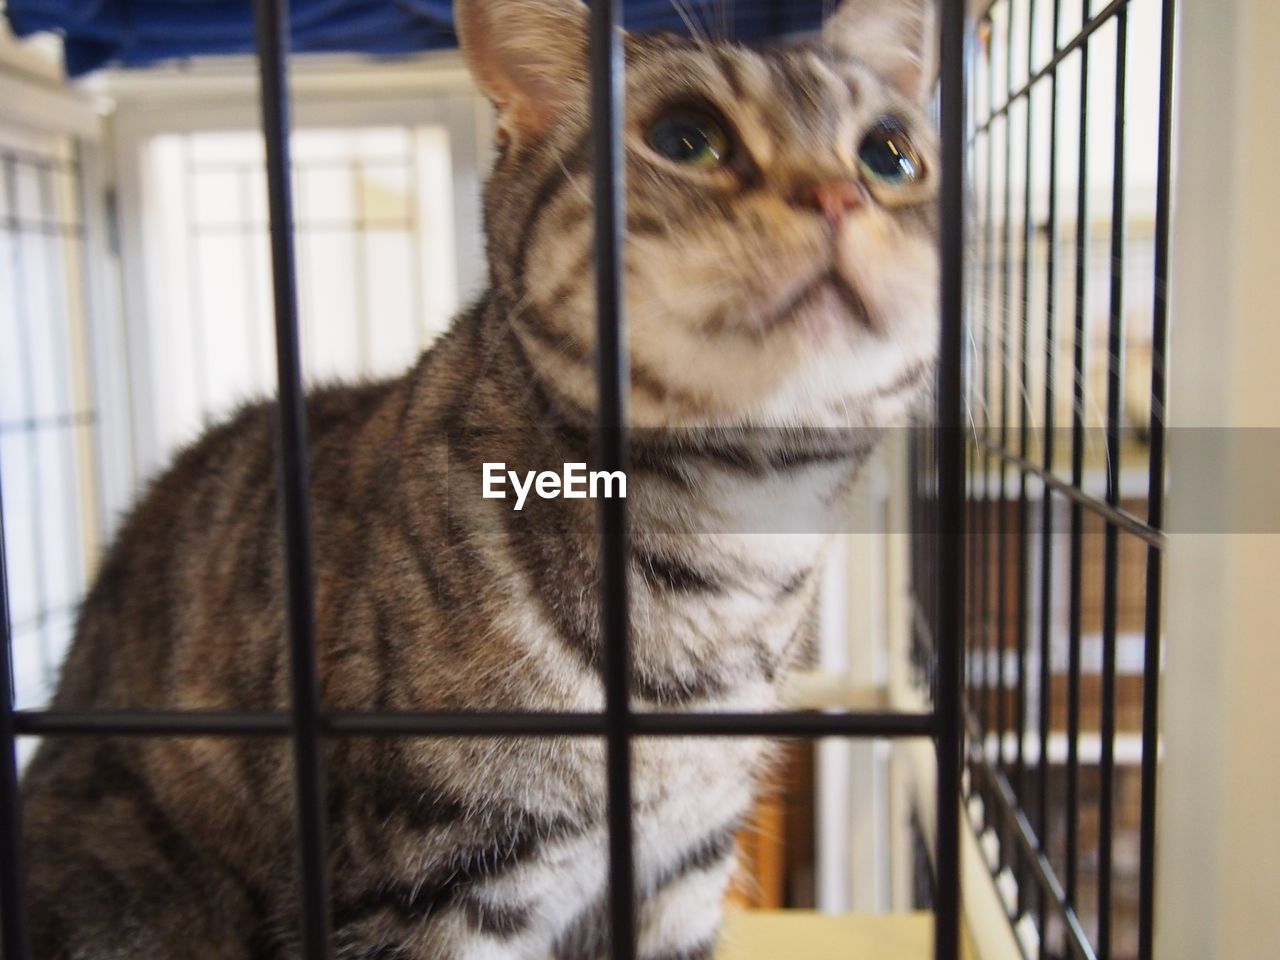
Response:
[19,0,939,957]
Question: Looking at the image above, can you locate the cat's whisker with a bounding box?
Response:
[669,0,711,49]
[1015,379,1040,434]
[556,158,592,207]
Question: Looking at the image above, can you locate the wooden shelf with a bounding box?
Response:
[718,911,978,960]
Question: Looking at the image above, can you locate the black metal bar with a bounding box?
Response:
[1014,1,1039,918]
[1036,4,1063,951]
[0,455,30,960]
[965,438,977,714]
[934,0,967,955]
[965,41,985,730]
[633,711,935,738]
[250,0,333,956]
[988,1,1018,885]
[978,440,1164,548]
[1096,9,1130,957]
[16,710,295,737]
[996,0,1015,788]
[965,447,978,725]
[978,9,997,803]
[588,1,634,954]
[1137,4,1175,958]
[11,709,937,740]
[1064,0,1091,904]
[971,0,1130,142]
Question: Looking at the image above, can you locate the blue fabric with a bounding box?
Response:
[5,0,828,78]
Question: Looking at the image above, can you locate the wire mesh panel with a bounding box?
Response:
[913,0,1176,958]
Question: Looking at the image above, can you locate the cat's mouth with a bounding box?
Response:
[760,270,872,334]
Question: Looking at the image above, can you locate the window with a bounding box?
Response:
[0,127,100,724]
[136,126,459,456]
[107,80,488,486]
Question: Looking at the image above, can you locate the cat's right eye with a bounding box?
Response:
[646,108,731,170]
[857,117,926,188]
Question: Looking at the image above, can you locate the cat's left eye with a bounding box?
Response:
[646,108,731,170]
[857,118,925,188]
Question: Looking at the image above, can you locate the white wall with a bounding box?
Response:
[1157,0,1280,956]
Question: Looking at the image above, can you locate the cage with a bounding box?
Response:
[0,0,1213,958]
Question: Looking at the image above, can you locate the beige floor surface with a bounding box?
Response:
[718,911,977,960]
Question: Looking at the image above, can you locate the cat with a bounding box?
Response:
[18,0,939,957]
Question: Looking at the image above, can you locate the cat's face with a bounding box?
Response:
[458,0,939,429]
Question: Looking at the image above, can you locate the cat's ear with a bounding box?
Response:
[455,0,591,142]
[823,0,936,104]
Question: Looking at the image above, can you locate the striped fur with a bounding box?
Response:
[20,2,938,957]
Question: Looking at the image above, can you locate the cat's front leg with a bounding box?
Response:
[339,827,609,960]
[551,841,738,960]
[635,842,738,960]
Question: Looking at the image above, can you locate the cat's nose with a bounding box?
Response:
[794,180,867,225]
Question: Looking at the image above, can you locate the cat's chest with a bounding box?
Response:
[628,734,769,881]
